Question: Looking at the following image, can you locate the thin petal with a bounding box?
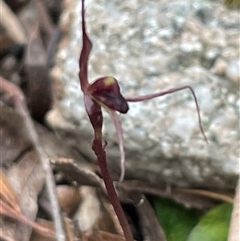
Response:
[109,110,126,183]
[126,86,208,143]
[79,0,92,92]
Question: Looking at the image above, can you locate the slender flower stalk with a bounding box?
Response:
[79,1,133,240]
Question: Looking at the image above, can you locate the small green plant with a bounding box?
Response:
[78,0,207,240]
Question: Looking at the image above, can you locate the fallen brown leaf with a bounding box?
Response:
[57,185,81,216]
[21,24,52,121]
[82,230,130,241]
[0,199,55,238]
[0,169,54,240]
[128,193,167,241]
[0,169,20,212]
[30,217,77,241]
[0,0,26,48]
[0,77,65,241]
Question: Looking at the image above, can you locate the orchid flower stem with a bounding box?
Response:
[92,139,134,241]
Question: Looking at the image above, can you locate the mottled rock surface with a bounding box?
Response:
[47,0,240,189]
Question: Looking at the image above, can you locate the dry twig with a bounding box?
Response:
[0,76,66,241]
[0,0,26,44]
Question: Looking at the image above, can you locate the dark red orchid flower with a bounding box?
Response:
[79,0,130,184]
[79,1,207,240]
[79,0,207,182]
[79,1,133,239]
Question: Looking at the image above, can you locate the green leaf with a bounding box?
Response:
[154,198,202,241]
[187,203,233,241]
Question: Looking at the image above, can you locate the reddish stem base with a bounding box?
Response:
[92,139,134,241]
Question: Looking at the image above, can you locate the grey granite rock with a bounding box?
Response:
[46,0,240,189]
